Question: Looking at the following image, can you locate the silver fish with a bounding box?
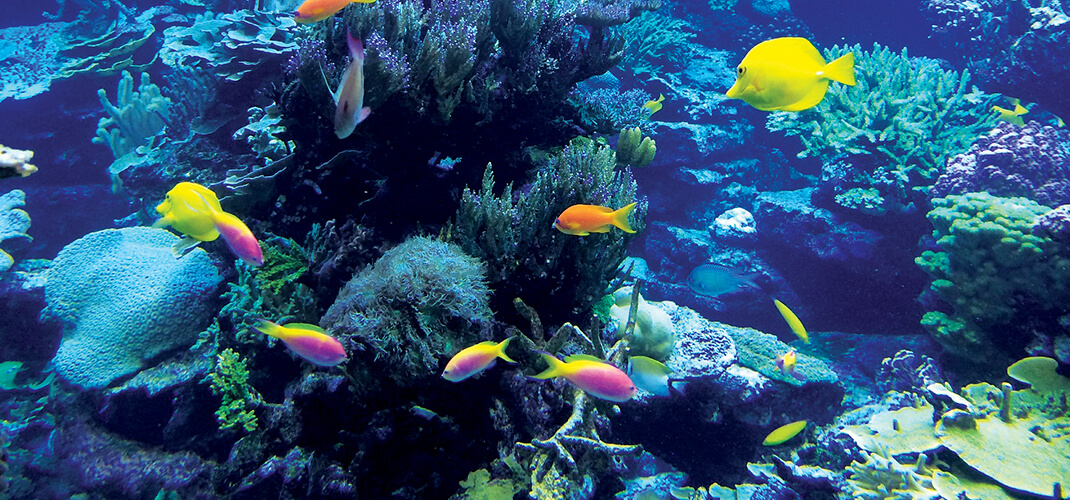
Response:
[332,31,371,139]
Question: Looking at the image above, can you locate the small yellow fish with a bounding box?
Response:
[554,203,637,236]
[642,94,665,114]
[775,349,807,382]
[762,420,807,446]
[992,103,1028,126]
[628,356,672,396]
[773,299,809,344]
[726,37,855,112]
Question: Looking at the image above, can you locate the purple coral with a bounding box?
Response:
[932,121,1070,207]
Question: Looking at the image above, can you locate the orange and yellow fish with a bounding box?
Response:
[294,0,376,24]
[554,202,637,236]
[442,338,516,382]
[254,320,348,367]
[153,182,264,267]
[532,352,637,402]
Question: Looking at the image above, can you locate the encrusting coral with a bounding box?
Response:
[0,190,31,272]
[43,227,222,389]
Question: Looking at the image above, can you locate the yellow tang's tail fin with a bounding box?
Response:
[612,202,638,234]
[496,337,517,364]
[532,352,566,379]
[824,52,856,86]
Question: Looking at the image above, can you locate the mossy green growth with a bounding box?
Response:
[207,348,259,433]
[616,127,656,168]
[767,43,998,214]
[256,237,309,296]
[915,193,1070,360]
[455,468,517,500]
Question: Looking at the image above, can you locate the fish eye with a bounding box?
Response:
[737,66,746,76]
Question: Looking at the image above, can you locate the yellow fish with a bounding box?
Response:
[992,103,1028,126]
[726,37,855,111]
[762,420,807,446]
[642,94,665,114]
[773,299,809,344]
[153,182,264,267]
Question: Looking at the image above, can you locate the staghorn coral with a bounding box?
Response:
[916,192,1070,361]
[767,43,998,215]
[43,227,222,389]
[320,236,491,384]
[452,138,646,324]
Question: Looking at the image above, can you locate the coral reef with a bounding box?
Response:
[453,138,645,324]
[92,70,171,177]
[43,227,222,389]
[0,190,31,272]
[932,121,1070,207]
[321,235,491,384]
[916,192,1070,362]
[208,348,260,433]
[767,43,998,215]
[618,10,695,76]
[161,10,299,84]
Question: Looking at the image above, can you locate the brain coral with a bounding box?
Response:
[45,227,222,389]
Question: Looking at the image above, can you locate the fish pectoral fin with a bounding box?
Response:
[357,107,371,124]
[172,237,202,259]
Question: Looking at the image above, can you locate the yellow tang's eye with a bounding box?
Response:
[737,66,746,76]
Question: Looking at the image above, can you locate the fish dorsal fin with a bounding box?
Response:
[321,65,340,104]
[629,356,672,375]
[286,323,327,334]
[564,354,606,363]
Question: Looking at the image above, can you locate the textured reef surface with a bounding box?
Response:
[0,0,1068,498]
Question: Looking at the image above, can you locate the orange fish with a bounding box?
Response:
[553,202,637,236]
[294,0,376,24]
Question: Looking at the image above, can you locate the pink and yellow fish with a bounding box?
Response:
[294,0,376,24]
[441,337,516,382]
[553,202,637,236]
[532,352,637,402]
[330,31,372,139]
[775,348,807,382]
[153,182,264,267]
[254,320,348,367]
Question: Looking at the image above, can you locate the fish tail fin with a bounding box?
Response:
[346,31,365,63]
[824,52,855,86]
[357,107,372,124]
[611,202,638,234]
[211,210,264,267]
[497,337,517,364]
[531,352,565,379]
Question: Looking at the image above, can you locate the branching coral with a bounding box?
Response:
[208,348,261,433]
[93,70,170,162]
[452,138,646,324]
[767,43,998,214]
[618,10,696,76]
[915,192,1070,360]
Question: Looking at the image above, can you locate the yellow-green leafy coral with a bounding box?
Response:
[208,348,260,433]
[616,127,657,168]
[767,43,997,214]
[915,192,1070,360]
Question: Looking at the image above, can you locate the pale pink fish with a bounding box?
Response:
[441,337,516,382]
[254,320,347,367]
[532,352,637,402]
[332,31,371,139]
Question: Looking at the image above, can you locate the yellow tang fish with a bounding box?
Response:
[153,182,264,267]
[642,94,665,114]
[992,103,1028,126]
[726,37,855,111]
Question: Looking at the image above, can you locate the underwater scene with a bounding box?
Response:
[1,0,1069,497]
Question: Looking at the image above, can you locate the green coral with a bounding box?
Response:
[845,445,940,499]
[452,138,645,323]
[915,192,1070,360]
[766,43,998,214]
[455,468,518,499]
[207,348,260,433]
[618,10,695,76]
[256,237,310,296]
[321,236,492,384]
[616,127,657,168]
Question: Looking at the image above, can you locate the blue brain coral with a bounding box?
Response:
[45,227,222,389]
